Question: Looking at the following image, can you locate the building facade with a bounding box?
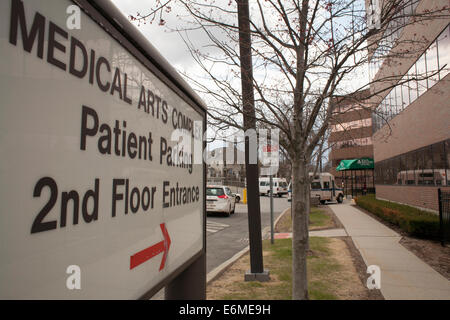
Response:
[367,0,450,212]
[206,146,246,187]
[329,89,375,194]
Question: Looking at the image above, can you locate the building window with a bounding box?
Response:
[416,149,425,185]
[368,0,421,82]
[426,40,439,88]
[446,140,450,186]
[423,146,434,185]
[333,137,372,149]
[373,24,450,134]
[375,140,449,186]
[408,65,418,103]
[330,118,372,132]
[400,80,409,111]
[398,154,407,185]
[437,25,450,79]
[416,54,427,96]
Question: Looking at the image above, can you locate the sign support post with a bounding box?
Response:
[165,252,206,300]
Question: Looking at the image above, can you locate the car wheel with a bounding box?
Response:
[337,194,343,203]
[224,204,231,217]
[235,196,240,203]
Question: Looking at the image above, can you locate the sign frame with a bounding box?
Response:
[1,0,207,299]
[75,0,208,300]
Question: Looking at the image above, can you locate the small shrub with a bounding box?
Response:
[355,194,440,239]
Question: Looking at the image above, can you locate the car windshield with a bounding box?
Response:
[207,188,224,196]
[311,182,321,189]
[279,182,287,187]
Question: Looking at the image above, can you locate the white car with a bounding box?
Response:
[206,185,236,217]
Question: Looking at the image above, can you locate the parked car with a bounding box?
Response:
[206,185,236,216]
[224,186,241,203]
[259,177,288,197]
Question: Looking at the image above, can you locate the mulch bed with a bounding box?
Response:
[319,204,384,299]
[275,204,385,299]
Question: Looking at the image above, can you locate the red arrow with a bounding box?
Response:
[130,223,171,270]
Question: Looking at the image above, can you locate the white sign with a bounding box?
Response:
[260,128,280,176]
[367,0,381,30]
[0,0,204,299]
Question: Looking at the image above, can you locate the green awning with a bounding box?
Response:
[336,158,374,171]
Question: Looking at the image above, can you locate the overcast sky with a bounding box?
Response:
[109,0,369,155]
[110,0,232,151]
[110,0,204,69]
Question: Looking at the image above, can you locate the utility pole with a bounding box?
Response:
[237,0,269,281]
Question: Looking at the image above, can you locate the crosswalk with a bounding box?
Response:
[206,221,230,234]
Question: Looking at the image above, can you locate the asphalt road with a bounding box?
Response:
[206,195,290,273]
[152,195,290,299]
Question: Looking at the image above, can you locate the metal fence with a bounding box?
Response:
[438,189,450,246]
[207,177,246,188]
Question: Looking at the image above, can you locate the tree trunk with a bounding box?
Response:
[291,158,309,300]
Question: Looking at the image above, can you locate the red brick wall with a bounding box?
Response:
[330,145,374,164]
[375,185,450,212]
[329,127,373,143]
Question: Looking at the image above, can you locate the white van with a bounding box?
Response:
[310,172,344,204]
[259,177,288,197]
[287,173,344,204]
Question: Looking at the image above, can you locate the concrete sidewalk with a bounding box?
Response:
[274,228,348,239]
[329,200,450,300]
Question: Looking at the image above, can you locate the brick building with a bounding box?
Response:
[328,89,375,195]
[367,0,450,212]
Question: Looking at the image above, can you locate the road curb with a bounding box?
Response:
[206,206,291,285]
[274,206,290,231]
[206,245,250,284]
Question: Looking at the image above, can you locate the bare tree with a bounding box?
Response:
[131,0,450,299]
